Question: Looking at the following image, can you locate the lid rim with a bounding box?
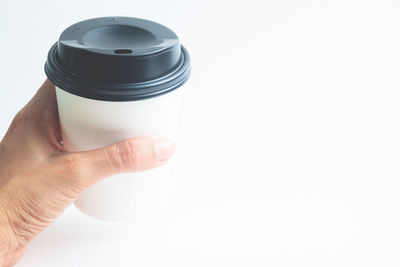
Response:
[45,44,190,102]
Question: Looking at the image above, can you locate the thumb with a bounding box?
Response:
[56,136,176,189]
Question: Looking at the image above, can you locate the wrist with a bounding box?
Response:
[0,224,25,267]
[0,201,24,267]
[0,220,15,267]
[0,244,26,267]
[0,246,14,267]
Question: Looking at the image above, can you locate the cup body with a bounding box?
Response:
[55,86,182,221]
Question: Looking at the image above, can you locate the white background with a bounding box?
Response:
[1,0,400,266]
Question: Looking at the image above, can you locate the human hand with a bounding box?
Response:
[0,80,176,266]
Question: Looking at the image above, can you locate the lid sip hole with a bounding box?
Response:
[114,49,133,54]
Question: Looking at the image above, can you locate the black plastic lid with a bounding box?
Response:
[45,17,191,101]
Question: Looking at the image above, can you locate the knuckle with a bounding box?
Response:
[107,140,143,171]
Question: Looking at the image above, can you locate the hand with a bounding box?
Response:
[0,80,176,266]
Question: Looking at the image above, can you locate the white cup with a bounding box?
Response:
[55,85,183,221]
[45,17,191,221]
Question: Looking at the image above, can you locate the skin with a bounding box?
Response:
[0,80,176,266]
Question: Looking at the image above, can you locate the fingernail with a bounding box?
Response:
[153,138,176,161]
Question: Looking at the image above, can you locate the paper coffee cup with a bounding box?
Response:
[45,17,191,221]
